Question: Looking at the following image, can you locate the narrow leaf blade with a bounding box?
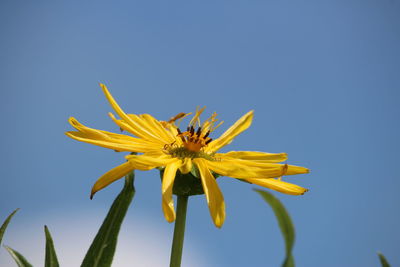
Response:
[254,189,295,267]
[0,209,19,246]
[44,225,60,267]
[4,246,33,267]
[81,171,135,267]
[378,252,391,267]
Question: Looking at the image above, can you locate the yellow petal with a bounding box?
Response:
[138,114,176,143]
[66,131,159,152]
[244,178,308,195]
[143,150,168,158]
[286,165,310,175]
[110,112,174,144]
[91,161,134,198]
[108,112,145,137]
[125,154,173,170]
[206,159,287,179]
[127,113,173,144]
[68,117,109,139]
[100,84,165,144]
[162,160,180,223]
[179,158,192,174]
[193,159,226,228]
[219,151,288,163]
[66,117,160,152]
[207,111,254,152]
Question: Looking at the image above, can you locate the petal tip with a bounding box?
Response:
[68,117,77,124]
[166,215,176,223]
[244,110,254,119]
[301,188,309,195]
[213,215,225,228]
[99,83,110,95]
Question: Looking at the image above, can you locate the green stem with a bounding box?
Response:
[169,195,189,267]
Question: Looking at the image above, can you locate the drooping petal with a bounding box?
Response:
[207,111,254,152]
[219,151,288,163]
[90,161,134,198]
[162,160,181,222]
[244,178,308,195]
[100,83,165,144]
[193,158,225,228]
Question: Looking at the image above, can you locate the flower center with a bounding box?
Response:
[162,108,222,161]
[163,126,215,161]
[177,126,212,152]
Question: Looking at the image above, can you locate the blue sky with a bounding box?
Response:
[0,1,399,266]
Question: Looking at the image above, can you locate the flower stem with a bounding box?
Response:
[169,195,189,267]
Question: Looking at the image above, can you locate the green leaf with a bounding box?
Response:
[4,246,33,267]
[254,189,295,267]
[0,208,19,246]
[81,171,135,267]
[44,225,60,267]
[378,252,391,267]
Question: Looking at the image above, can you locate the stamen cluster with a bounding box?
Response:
[177,126,212,152]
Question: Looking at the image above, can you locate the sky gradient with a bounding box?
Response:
[1,1,399,266]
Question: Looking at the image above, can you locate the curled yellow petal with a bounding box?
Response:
[244,178,308,195]
[194,159,226,228]
[162,160,180,223]
[206,110,253,152]
[91,161,134,199]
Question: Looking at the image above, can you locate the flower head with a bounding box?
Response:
[66,84,309,228]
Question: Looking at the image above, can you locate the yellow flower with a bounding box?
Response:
[66,84,309,228]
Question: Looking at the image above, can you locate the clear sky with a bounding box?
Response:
[0,1,399,266]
